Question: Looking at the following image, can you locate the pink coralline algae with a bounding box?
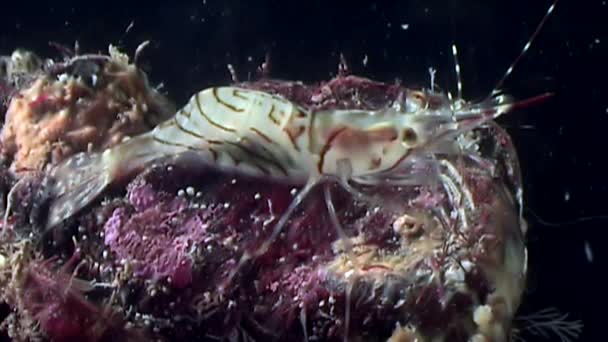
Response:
[103,182,211,288]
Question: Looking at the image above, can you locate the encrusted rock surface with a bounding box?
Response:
[0,48,527,342]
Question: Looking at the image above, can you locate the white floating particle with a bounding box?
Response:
[125,20,134,34]
[584,241,593,263]
[57,73,69,82]
[186,186,195,196]
[363,54,369,66]
[400,23,409,30]
[177,189,185,197]
[290,188,297,196]
[473,305,493,326]
[254,193,261,200]
[595,38,601,44]
[564,191,570,202]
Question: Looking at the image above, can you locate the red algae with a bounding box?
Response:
[0,248,138,342]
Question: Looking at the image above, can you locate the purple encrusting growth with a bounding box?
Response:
[237,75,404,111]
[104,180,221,288]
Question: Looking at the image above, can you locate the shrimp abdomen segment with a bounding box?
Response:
[175,87,313,179]
[44,87,312,228]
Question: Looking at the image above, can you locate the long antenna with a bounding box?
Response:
[491,0,559,96]
[452,44,463,101]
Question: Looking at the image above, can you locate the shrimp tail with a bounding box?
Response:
[45,151,114,229]
[45,133,176,229]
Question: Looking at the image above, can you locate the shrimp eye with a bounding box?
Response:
[402,127,418,146]
[405,91,428,112]
[412,92,426,102]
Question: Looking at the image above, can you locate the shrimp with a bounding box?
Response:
[43,85,516,224]
[38,1,558,304]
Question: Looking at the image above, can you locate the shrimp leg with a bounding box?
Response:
[324,182,358,262]
[222,176,323,289]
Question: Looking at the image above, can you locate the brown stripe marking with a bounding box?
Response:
[308,110,317,152]
[267,104,281,125]
[246,159,271,175]
[179,108,192,118]
[283,125,305,152]
[250,127,276,145]
[204,139,223,145]
[152,136,205,151]
[317,127,347,174]
[224,141,287,176]
[173,115,207,142]
[209,147,218,161]
[224,150,241,166]
[383,150,412,173]
[241,136,285,169]
[194,93,237,133]
[233,89,249,101]
[369,157,382,170]
[220,144,269,175]
[132,150,163,159]
[212,87,245,112]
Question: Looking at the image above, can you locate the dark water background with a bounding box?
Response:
[0,0,606,341]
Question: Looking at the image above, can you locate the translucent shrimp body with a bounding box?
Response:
[44,85,515,229]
